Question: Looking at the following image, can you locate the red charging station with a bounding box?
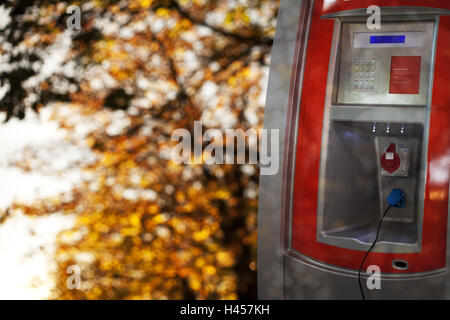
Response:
[259,0,450,299]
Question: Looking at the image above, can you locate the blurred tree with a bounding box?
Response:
[0,0,279,299]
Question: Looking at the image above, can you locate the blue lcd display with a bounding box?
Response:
[370,35,406,44]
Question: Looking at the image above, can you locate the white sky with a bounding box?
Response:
[0,4,86,299]
[0,109,78,299]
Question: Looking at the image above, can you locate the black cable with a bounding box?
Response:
[358,205,392,300]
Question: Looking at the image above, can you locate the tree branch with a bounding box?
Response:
[157,1,273,47]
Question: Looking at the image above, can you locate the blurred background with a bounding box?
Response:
[0,0,279,299]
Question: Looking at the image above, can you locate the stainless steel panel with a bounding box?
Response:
[315,17,437,256]
[322,7,450,20]
[329,105,427,122]
[283,254,446,300]
[317,121,423,253]
[257,0,314,300]
[336,21,435,106]
[375,136,421,224]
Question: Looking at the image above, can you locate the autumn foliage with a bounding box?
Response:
[0,0,279,299]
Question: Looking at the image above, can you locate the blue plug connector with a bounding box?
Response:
[387,189,406,208]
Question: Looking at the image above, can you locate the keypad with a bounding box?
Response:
[352,57,377,91]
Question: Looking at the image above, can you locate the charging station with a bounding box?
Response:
[258,0,450,299]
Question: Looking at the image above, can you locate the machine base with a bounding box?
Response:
[283,254,446,300]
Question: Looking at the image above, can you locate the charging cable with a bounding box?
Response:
[358,189,405,300]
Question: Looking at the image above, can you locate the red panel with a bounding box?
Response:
[291,0,450,273]
[390,56,421,94]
